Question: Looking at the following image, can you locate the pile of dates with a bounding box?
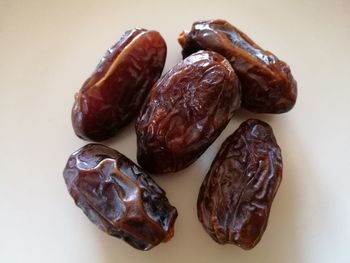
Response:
[64,19,297,251]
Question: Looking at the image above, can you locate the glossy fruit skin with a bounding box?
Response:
[178,19,297,113]
[136,50,241,174]
[197,119,282,250]
[63,144,178,251]
[72,29,166,141]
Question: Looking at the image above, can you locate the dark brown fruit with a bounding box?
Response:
[136,50,241,174]
[197,119,282,249]
[178,19,297,113]
[63,144,178,251]
[72,29,166,141]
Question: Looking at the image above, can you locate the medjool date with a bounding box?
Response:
[178,19,297,113]
[72,29,166,141]
[197,119,282,249]
[63,144,177,251]
[136,50,241,173]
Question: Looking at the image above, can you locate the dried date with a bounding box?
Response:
[197,119,282,249]
[63,144,178,251]
[72,29,166,141]
[136,50,241,173]
[178,19,297,113]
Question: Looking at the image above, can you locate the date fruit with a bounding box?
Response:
[197,119,282,249]
[72,29,166,141]
[136,50,241,173]
[63,143,178,251]
[178,19,297,113]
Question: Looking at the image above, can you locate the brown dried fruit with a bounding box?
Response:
[197,119,282,249]
[63,143,178,251]
[136,50,241,173]
[72,29,166,141]
[178,19,297,113]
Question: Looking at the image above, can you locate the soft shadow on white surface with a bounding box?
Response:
[92,114,309,263]
[100,119,138,162]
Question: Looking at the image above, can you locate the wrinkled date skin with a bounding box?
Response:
[72,29,166,141]
[197,119,282,249]
[136,50,241,174]
[63,144,178,251]
[178,19,297,113]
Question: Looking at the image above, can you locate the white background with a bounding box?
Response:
[1,0,350,262]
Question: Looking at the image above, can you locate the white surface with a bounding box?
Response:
[1,0,350,262]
